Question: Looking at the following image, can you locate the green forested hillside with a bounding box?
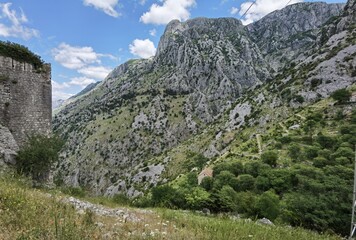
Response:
[144,91,356,235]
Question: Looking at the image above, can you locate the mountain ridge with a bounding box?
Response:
[53,1,354,201]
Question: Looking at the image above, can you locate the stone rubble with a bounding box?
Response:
[63,196,153,223]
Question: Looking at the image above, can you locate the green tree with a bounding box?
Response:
[267,169,295,194]
[186,172,198,187]
[213,171,238,191]
[229,161,244,176]
[151,185,185,208]
[304,145,320,160]
[255,190,280,221]
[261,151,278,167]
[313,156,328,168]
[213,161,243,177]
[244,161,271,177]
[288,143,301,162]
[217,185,238,212]
[235,191,257,216]
[16,135,64,182]
[185,187,211,210]
[255,176,270,192]
[200,176,214,191]
[303,120,317,143]
[236,174,255,191]
[332,147,354,162]
[316,134,336,149]
[331,88,351,103]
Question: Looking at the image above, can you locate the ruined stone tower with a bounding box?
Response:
[0,55,52,146]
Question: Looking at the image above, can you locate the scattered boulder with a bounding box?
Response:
[202,208,211,215]
[289,124,301,130]
[256,218,274,226]
[0,124,19,169]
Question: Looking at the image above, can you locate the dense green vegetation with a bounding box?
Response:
[16,135,64,182]
[135,105,356,236]
[0,41,44,69]
[0,175,340,239]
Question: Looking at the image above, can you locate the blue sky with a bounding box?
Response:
[0,0,346,100]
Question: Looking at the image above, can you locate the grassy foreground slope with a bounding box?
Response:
[0,175,340,240]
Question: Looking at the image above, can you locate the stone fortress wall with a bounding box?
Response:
[0,55,52,146]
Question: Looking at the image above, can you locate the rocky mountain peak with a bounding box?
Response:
[152,17,270,121]
[155,17,244,62]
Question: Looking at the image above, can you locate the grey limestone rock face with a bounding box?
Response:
[247,2,345,71]
[256,218,274,226]
[153,17,271,122]
[0,124,19,167]
[337,0,356,32]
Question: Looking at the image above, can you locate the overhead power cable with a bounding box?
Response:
[240,0,295,21]
[240,0,256,19]
[286,0,294,6]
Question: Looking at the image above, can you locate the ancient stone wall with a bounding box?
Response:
[0,56,51,146]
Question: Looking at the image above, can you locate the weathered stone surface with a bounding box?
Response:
[63,196,152,222]
[247,2,345,71]
[154,17,271,122]
[256,218,274,226]
[337,0,356,32]
[0,124,19,168]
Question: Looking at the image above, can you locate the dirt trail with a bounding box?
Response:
[256,134,262,154]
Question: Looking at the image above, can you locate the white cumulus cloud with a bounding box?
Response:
[149,28,157,36]
[129,39,156,58]
[83,0,120,18]
[52,43,114,100]
[51,80,73,101]
[140,0,196,25]
[230,7,239,15]
[0,3,39,39]
[78,66,112,80]
[239,0,303,25]
[69,77,96,88]
[52,77,98,101]
[52,43,101,70]
[52,80,70,90]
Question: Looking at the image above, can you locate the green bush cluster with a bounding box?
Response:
[16,135,64,182]
[0,41,44,69]
[331,88,352,104]
[138,118,355,236]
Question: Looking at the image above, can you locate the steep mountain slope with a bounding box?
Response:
[53,1,354,199]
[71,81,101,100]
[53,18,271,196]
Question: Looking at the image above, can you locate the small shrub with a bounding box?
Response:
[16,135,64,182]
[112,194,131,205]
[61,187,86,198]
[331,88,351,103]
[261,151,278,167]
